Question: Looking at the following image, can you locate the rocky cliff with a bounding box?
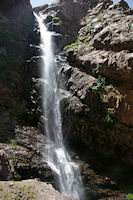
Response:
[36,0,133,198]
[0,0,133,199]
[0,0,53,183]
[39,0,133,166]
[62,0,133,166]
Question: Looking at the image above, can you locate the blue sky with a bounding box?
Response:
[30,0,54,7]
[30,0,133,8]
[113,0,133,8]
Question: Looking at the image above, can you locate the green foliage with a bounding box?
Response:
[92,75,116,124]
[52,17,62,24]
[126,194,133,200]
[0,29,18,40]
[0,185,36,200]
[92,76,106,96]
[63,42,90,51]
[14,173,21,181]
[0,187,3,191]
[104,108,115,123]
[78,35,88,42]
[20,159,28,164]
[17,185,36,199]
[7,141,24,147]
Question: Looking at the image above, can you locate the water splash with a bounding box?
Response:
[34,13,85,200]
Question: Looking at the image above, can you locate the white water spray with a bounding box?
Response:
[34,13,85,200]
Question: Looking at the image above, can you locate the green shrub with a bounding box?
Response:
[14,173,21,181]
[7,141,24,147]
[78,35,88,42]
[92,76,106,96]
[92,75,116,124]
[126,194,133,200]
[52,17,62,24]
[63,42,90,51]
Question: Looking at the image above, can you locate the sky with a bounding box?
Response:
[30,0,54,7]
[30,0,133,8]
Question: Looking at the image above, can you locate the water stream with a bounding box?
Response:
[34,13,84,200]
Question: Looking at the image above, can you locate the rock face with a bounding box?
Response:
[0,150,14,181]
[0,0,45,183]
[60,0,133,166]
[0,126,53,183]
[0,0,34,109]
[34,0,100,49]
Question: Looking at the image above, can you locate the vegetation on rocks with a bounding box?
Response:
[52,17,63,25]
[126,194,133,200]
[63,42,90,51]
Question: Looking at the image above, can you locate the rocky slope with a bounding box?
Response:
[0,179,71,200]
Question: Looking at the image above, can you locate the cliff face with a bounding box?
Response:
[33,0,100,49]
[61,0,133,166]
[0,0,47,183]
[37,0,133,165]
[0,0,33,107]
[33,0,133,198]
[0,0,32,24]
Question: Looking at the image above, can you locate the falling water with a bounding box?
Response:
[34,13,84,200]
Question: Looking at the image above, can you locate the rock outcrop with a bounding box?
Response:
[0,0,44,184]
[0,179,72,200]
[34,0,100,49]
[34,0,133,198]
[0,126,53,183]
[58,0,133,167]
[0,0,34,109]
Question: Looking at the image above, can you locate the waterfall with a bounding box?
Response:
[34,13,85,200]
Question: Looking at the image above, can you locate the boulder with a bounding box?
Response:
[0,179,72,200]
[0,150,14,181]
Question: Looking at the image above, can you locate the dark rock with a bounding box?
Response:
[0,126,54,183]
[0,150,14,180]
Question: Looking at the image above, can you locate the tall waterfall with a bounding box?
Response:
[34,13,85,200]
